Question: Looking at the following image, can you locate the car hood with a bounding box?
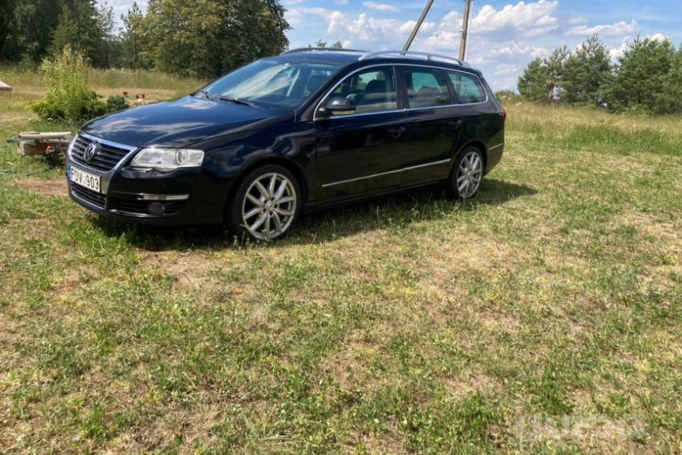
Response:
[82,96,293,148]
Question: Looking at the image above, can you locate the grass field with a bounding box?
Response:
[0,69,681,454]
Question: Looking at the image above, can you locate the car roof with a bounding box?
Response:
[274,49,480,74]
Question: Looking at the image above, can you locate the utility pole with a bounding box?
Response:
[403,0,435,53]
[459,0,473,61]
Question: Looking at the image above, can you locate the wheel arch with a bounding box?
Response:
[226,155,309,211]
[459,140,488,170]
[448,140,489,180]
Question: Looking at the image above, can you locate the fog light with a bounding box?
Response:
[148,202,166,215]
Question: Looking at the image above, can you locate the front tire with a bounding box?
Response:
[225,164,301,241]
[448,147,484,199]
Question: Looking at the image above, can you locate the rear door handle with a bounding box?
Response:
[387,126,406,136]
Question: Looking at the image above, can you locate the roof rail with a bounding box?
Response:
[359,50,470,67]
[281,47,368,55]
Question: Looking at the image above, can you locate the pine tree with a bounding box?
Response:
[545,47,569,103]
[50,7,80,57]
[656,47,682,114]
[603,37,675,112]
[562,34,611,105]
[121,2,147,69]
[49,0,111,66]
[518,58,550,102]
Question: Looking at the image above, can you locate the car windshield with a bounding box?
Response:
[198,59,342,109]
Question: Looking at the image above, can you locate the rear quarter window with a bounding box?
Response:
[448,72,487,104]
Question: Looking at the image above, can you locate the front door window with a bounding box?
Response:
[329,67,398,115]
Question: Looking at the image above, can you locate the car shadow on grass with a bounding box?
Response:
[91,179,537,251]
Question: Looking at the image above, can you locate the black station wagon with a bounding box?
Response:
[67,49,506,240]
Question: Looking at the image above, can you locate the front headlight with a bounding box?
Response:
[131,148,204,171]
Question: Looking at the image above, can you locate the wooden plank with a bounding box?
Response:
[18,132,72,140]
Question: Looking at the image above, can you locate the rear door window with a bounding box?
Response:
[448,72,487,104]
[401,68,451,108]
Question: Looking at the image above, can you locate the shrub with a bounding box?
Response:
[106,95,130,112]
[30,47,107,122]
[495,90,522,105]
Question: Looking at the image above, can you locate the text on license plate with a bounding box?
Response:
[69,165,101,193]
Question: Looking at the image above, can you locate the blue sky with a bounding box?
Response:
[101,0,681,90]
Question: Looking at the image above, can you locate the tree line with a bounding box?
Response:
[0,0,290,79]
[518,35,682,114]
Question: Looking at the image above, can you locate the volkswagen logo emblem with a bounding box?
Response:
[84,141,100,162]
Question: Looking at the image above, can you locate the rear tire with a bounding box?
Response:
[448,147,485,199]
[225,164,301,241]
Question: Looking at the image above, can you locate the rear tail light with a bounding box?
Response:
[501,108,507,124]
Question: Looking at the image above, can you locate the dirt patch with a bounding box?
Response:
[10,178,68,198]
[143,251,212,292]
[141,251,238,295]
[325,339,385,391]
[417,234,523,294]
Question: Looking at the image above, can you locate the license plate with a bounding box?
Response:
[68,165,101,193]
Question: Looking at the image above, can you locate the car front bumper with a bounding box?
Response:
[67,138,226,226]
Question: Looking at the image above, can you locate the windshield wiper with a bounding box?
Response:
[217,96,256,107]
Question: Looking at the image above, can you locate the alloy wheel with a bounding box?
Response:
[241,172,297,240]
[456,151,483,198]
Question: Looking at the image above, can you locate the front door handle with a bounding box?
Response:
[387,126,406,136]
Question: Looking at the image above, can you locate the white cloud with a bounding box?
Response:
[288,7,337,23]
[424,31,460,50]
[398,20,435,35]
[422,1,559,52]
[335,0,349,4]
[567,19,640,37]
[489,42,551,59]
[284,8,306,27]
[470,1,559,36]
[324,11,433,47]
[438,10,462,31]
[362,1,400,13]
[651,33,672,43]
[609,37,630,60]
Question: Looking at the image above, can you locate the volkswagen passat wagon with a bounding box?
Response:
[67,49,505,240]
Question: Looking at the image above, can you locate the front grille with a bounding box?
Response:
[114,199,186,216]
[71,183,106,209]
[70,135,133,172]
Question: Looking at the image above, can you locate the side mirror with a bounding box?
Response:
[319,97,356,117]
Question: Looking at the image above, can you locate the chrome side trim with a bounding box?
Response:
[488,143,504,151]
[141,194,190,201]
[313,63,489,121]
[321,159,450,188]
[80,132,138,152]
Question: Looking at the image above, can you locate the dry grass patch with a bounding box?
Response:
[8,178,68,198]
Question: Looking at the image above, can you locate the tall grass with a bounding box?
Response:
[88,68,207,92]
[0,65,207,94]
